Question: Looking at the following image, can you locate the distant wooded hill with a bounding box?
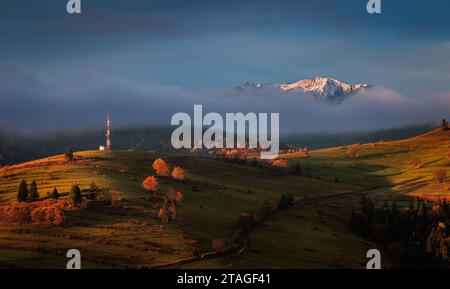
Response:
[0,124,436,165]
[282,124,436,150]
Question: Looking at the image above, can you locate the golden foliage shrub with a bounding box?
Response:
[0,203,33,223]
[167,203,177,220]
[432,204,443,217]
[0,200,65,226]
[172,166,185,181]
[96,190,123,208]
[175,191,184,203]
[271,159,289,168]
[142,176,158,192]
[30,207,46,224]
[166,186,176,200]
[166,188,184,204]
[158,207,169,223]
[211,238,227,251]
[152,158,170,176]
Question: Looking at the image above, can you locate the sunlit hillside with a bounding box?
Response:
[0,128,448,268]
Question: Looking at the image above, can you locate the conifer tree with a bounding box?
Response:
[17,180,28,202]
[69,184,82,206]
[442,118,448,131]
[278,193,294,209]
[418,201,428,218]
[361,194,367,206]
[391,202,399,215]
[65,148,74,161]
[50,188,59,200]
[383,198,389,211]
[29,180,39,201]
[294,163,302,176]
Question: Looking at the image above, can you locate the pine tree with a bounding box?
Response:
[442,199,450,217]
[17,180,28,202]
[383,198,389,210]
[50,188,59,199]
[65,148,74,161]
[286,193,294,205]
[278,194,286,209]
[278,193,294,210]
[426,227,439,256]
[442,118,448,131]
[69,184,82,206]
[361,194,367,206]
[294,163,302,176]
[391,202,398,213]
[365,198,374,216]
[440,239,450,261]
[349,209,358,231]
[414,197,420,210]
[28,180,39,201]
[418,201,428,218]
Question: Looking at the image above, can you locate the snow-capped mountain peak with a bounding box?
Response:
[234,76,371,103]
[280,76,369,101]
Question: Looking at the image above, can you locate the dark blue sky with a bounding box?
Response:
[0,0,449,130]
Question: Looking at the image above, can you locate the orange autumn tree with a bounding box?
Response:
[347,147,359,158]
[172,166,185,181]
[142,176,158,192]
[153,159,170,176]
[271,159,289,168]
[175,191,184,203]
[158,187,184,222]
[211,238,227,251]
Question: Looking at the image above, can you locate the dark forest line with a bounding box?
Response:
[0,123,435,166]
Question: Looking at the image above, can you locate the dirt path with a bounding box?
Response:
[152,180,415,269]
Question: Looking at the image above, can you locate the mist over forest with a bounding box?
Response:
[0,123,436,165]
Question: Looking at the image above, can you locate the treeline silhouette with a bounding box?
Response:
[0,126,173,165]
[350,195,450,268]
[283,124,435,149]
[0,123,435,165]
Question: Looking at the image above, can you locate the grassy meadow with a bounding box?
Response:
[0,128,448,268]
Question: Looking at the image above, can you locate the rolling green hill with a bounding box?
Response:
[197,128,449,269]
[0,128,448,268]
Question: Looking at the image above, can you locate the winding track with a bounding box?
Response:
[152,179,417,269]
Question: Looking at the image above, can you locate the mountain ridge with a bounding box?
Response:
[234,76,371,103]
